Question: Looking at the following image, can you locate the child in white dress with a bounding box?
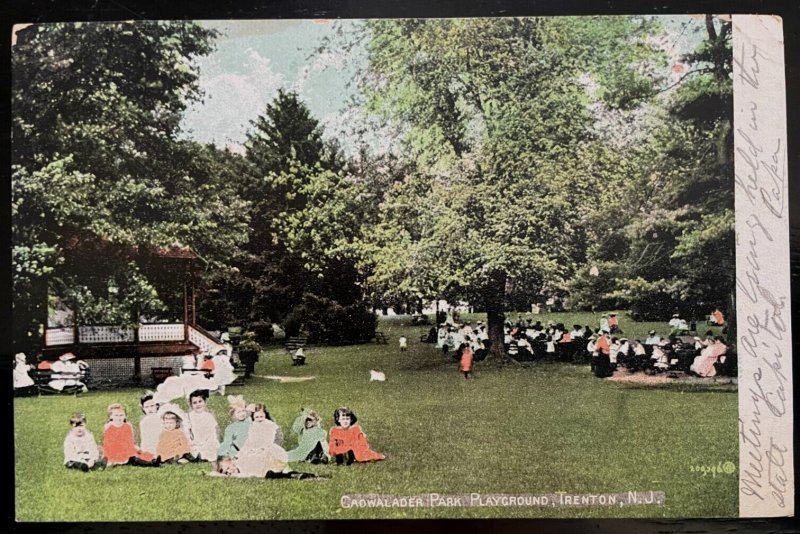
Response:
[188,389,220,469]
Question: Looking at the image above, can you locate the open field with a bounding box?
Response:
[15,312,736,521]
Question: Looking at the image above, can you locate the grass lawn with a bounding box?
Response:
[14,312,737,521]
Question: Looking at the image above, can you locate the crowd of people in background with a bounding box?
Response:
[423,308,733,380]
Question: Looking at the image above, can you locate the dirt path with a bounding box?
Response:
[607,369,738,386]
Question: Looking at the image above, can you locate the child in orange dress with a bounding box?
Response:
[328,407,385,465]
[459,343,473,379]
[155,403,195,464]
[102,403,160,467]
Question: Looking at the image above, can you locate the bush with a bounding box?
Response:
[282,306,305,338]
[284,294,377,344]
[247,320,274,343]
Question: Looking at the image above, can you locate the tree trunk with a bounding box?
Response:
[484,270,507,361]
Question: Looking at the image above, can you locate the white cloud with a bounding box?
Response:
[181,47,286,148]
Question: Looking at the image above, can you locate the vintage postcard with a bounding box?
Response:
[11,13,793,521]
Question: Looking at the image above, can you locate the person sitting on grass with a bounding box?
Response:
[156,404,196,464]
[187,389,220,469]
[211,404,322,479]
[689,336,728,378]
[139,391,162,456]
[231,403,289,476]
[217,395,252,461]
[64,413,105,472]
[610,313,622,333]
[645,330,661,345]
[102,403,160,467]
[329,407,385,465]
[287,409,329,464]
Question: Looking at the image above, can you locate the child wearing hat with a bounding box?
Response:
[645,330,661,345]
[156,403,195,463]
[287,409,329,464]
[49,352,87,392]
[217,395,252,460]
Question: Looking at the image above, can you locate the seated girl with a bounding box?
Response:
[287,409,329,464]
[232,403,290,476]
[156,403,195,464]
[328,407,385,465]
[690,336,728,378]
[63,413,105,472]
[102,403,160,467]
[216,395,252,461]
[187,389,220,467]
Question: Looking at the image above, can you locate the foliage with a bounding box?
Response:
[12,22,249,351]
[353,17,668,357]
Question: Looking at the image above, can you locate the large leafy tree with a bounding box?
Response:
[356,17,662,358]
[12,22,249,352]
[203,89,369,340]
[569,15,734,329]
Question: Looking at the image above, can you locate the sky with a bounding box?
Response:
[179,16,707,156]
[180,19,364,154]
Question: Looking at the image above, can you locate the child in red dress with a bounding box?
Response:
[328,407,385,465]
[102,403,160,467]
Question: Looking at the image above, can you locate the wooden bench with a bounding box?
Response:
[151,367,174,384]
[374,331,388,344]
[285,336,308,353]
[33,368,90,395]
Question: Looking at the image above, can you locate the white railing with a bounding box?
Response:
[139,323,185,342]
[188,325,226,355]
[78,326,135,344]
[45,328,75,346]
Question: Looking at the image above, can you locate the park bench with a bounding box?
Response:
[374,331,388,344]
[285,336,308,353]
[33,368,90,395]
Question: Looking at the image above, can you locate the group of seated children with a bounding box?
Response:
[437,321,491,362]
[589,329,731,378]
[504,320,596,362]
[62,391,385,477]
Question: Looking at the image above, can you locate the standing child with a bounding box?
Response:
[156,403,195,464]
[287,408,329,464]
[459,342,473,379]
[188,389,220,469]
[139,391,161,455]
[63,413,104,472]
[398,336,407,352]
[102,403,160,467]
[328,407,385,465]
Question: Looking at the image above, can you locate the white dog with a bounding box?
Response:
[369,369,386,382]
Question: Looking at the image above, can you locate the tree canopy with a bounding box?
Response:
[12,22,249,351]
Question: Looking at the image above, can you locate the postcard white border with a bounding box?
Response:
[733,14,794,518]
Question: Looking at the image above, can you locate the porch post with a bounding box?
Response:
[184,271,189,342]
[191,262,196,327]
